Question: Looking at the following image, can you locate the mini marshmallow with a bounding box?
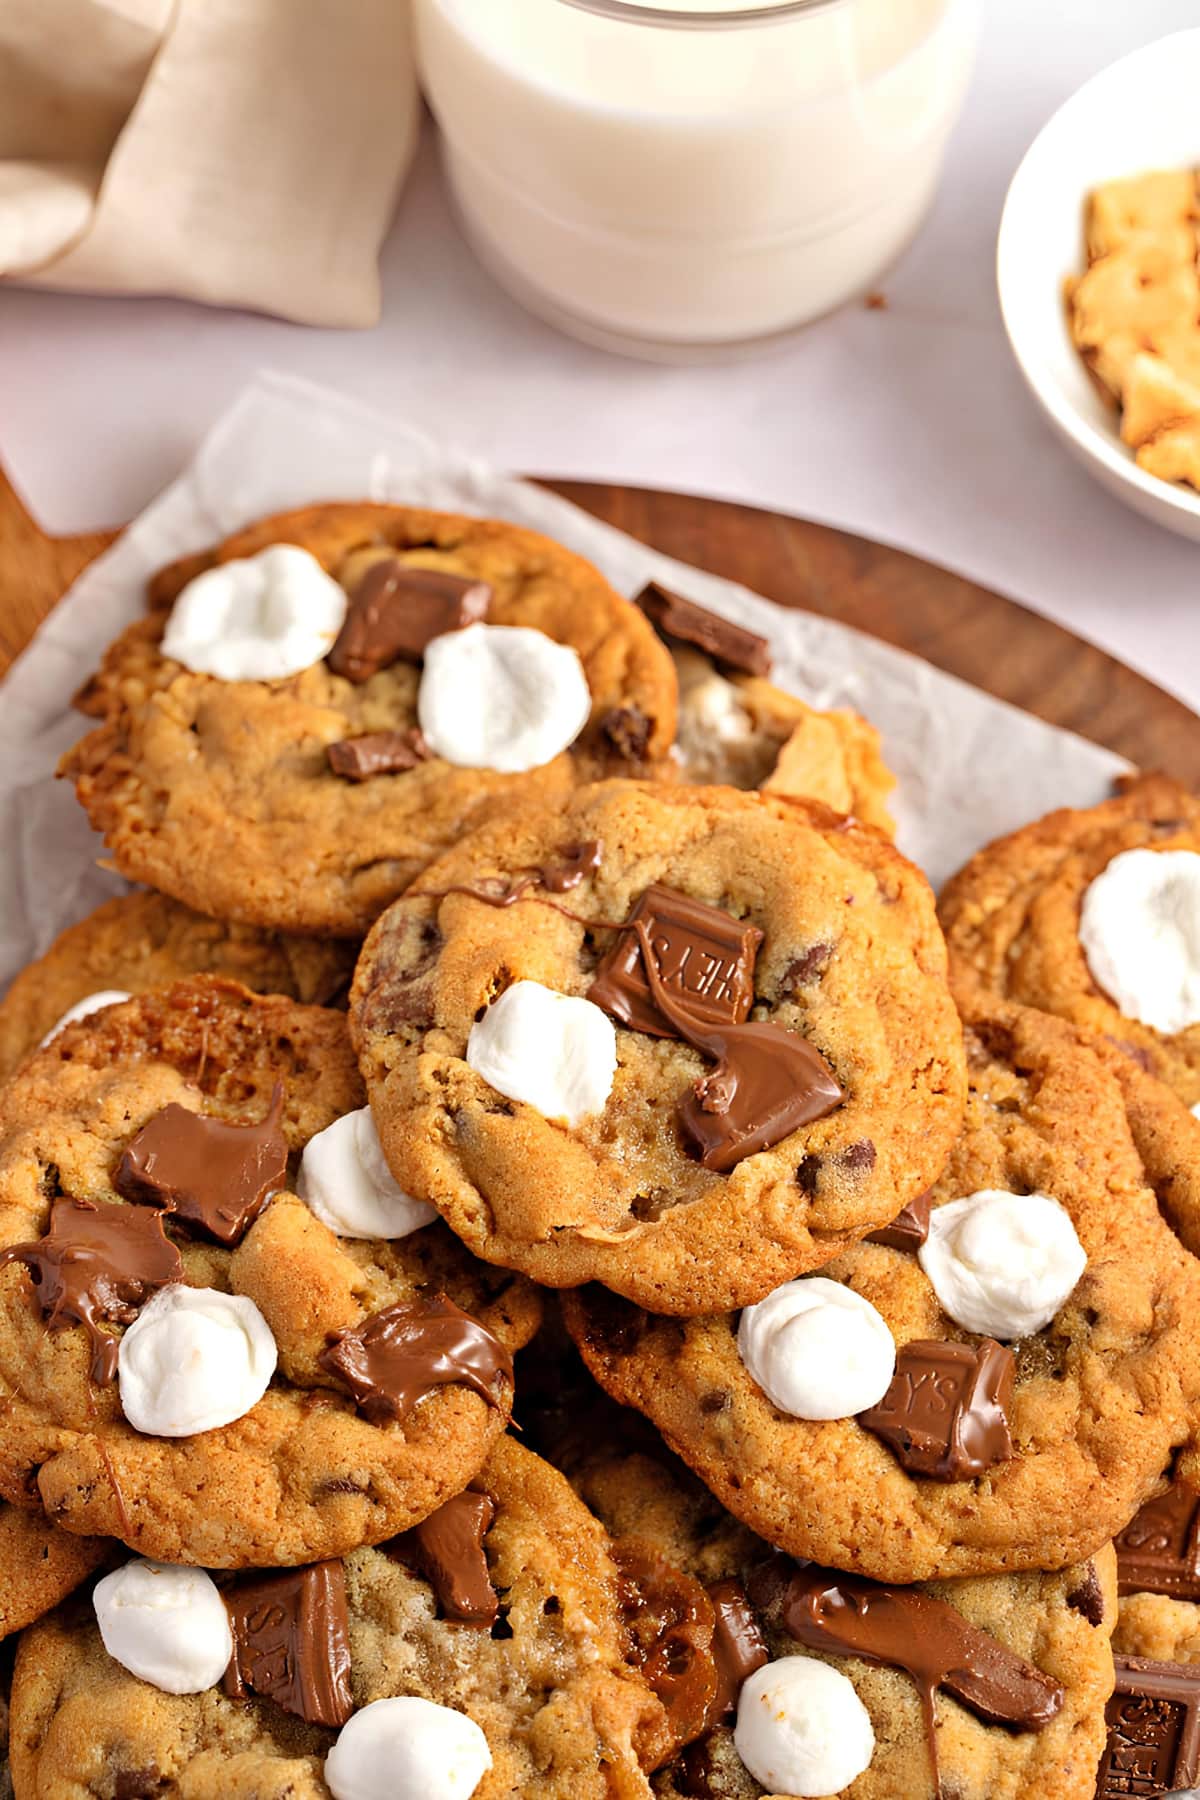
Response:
[1079,847,1200,1035]
[39,989,132,1046]
[919,1189,1087,1340]
[298,1107,436,1240]
[418,623,591,772]
[118,1284,276,1436]
[466,980,616,1128]
[735,1657,875,1796]
[160,544,348,682]
[324,1696,492,1800]
[737,1277,895,1419]
[93,1559,232,1694]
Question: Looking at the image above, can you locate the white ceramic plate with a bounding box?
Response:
[997,29,1200,542]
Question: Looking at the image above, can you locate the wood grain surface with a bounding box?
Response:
[1,463,1195,781]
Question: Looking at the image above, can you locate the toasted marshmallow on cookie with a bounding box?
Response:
[94,1560,232,1694]
[118,1284,276,1435]
[919,1189,1086,1340]
[298,1107,436,1240]
[161,545,348,681]
[466,980,616,1127]
[418,623,591,772]
[325,1695,493,1800]
[1079,847,1200,1035]
[737,1276,896,1419]
[735,1656,875,1796]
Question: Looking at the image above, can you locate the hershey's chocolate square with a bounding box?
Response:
[588,884,763,1039]
[858,1338,1015,1482]
[1098,1656,1200,1795]
[223,1562,353,1727]
[327,729,429,781]
[635,581,772,678]
[866,1189,932,1252]
[1117,1485,1200,1601]
[328,557,491,682]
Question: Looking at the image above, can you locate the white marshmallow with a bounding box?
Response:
[919,1189,1086,1340]
[735,1657,875,1796]
[1193,1102,1200,1121]
[298,1107,436,1240]
[118,1285,276,1436]
[737,1277,895,1420]
[93,1559,232,1694]
[160,544,348,682]
[1079,848,1200,1036]
[39,989,132,1046]
[466,980,616,1128]
[324,1696,492,1800]
[418,623,591,772]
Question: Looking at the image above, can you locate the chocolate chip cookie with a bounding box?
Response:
[0,889,356,1080]
[0,978,539,1567]
[939,773,1200,1106]
[634,582,894,831]
[568,1441,1115,1800]
[352,780,964,1315]
[564,997,1200,1580]
[60,504,678,937]
[9,1435,667,1800]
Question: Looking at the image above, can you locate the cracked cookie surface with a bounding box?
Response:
[352,780,964,1315]
[0,978,539,1566]
[564,998,1200,1579]
[59,504,678,937]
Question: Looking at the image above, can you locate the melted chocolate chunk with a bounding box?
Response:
[867,1189,933,1253]
[598,705,653,763]
[434,841,603,912]
[1065,1564,1106,1627]
[223,1561,353,1727]
[114,1770,163,1799]
[623,917,844,1171]
[614,1539,718,1749]
[706,1577,768,1721]
[328,558,491,681]
[0,1198,182,1382]
[318,1294,512,1425]
[114,1088,287,1248]
[327,729,430,781]
[784,941,834,988]
[858,1338,1015,1481]
[389,1489,497,1627]
[1099,1656,1200,1796]
[1116,1484,1200,1601]
[588,885,762,1040]
[635,581,772,678]
[750,1554,1062,1797]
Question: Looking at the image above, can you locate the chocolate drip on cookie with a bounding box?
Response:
[629,917,845,1170]
[114,1086,287,1247]
[705,1578,769,1722]
[328,558,491,681]
[749,1555,1063,1799]
[318,1294,513,1425]
[0,1198,182,1382]
[635,581,772,678]
[430,840,604,911]
[858,1338,1015,1481]
[388,1489,498,1627]
[223,1559,353,1726]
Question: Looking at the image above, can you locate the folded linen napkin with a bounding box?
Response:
[0,0,418,326]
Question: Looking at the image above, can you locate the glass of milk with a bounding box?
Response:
[414,0,980,357]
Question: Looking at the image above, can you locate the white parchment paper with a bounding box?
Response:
[0,371,1129,990]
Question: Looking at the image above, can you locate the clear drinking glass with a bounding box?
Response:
[414,0,980,358]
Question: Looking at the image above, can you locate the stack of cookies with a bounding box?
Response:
[0,502,1198,1799]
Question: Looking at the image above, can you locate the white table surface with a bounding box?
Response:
[1,0,1197,710]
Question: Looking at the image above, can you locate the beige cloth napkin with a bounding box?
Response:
[0,0,418,326]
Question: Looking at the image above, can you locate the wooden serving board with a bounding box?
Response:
[1,465,1196,783]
